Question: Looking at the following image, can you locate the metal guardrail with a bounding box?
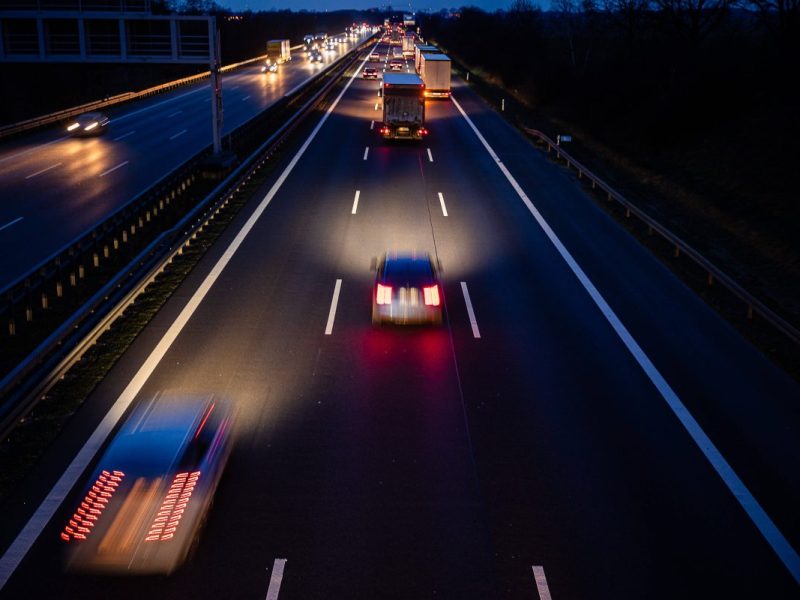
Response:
[522,127,800,346]
[0,33,378,437]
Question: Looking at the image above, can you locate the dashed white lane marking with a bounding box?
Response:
[98,160,130,177]
[0,39,381,594]
[351,190,361,214]
[363,146,369,160]
[427,148,433,162]
[167,110,183,118]
[0,217,23,232]
[241,95,251,101]
[325,279,343,335]
[169,129,187,140]
[374,102,379,111]
[532,566,553,600]
[24,162,62,179]
[265,558,287,600]
[370,120,374,130]
[461,282,481,339]
[113,130,136,141]
[450,94,800,585]
[230,85,241,90]
[438,192,448,216]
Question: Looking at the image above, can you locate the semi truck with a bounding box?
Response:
[402,34,416,57]
[419,53,451,98]
[380,73,428,141]
[414,43,441,73]
[267,39,291,64]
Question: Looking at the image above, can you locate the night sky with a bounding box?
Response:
[218,1,520,12]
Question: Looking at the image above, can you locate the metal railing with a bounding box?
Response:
[522,127,800,346]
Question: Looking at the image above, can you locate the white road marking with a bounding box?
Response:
[230,85,240,90]
[241,95,251,101]
[427,148,433,162]
[325,279,343,335]
[351,190,361,214]
[374,102,379,111]
[169,129,187,140]
[0,42,379,592]
[112,130,136,141]
[532,566,553,600]
[24,162,62,179]
[363,146,369,160]
[112,86,205,123]
[450,94,800,585]
[461,282,481,339]
[438,192,448,216]
[98,160,130,177]
[0,217,23,232]
[0,136,67,166]
[370,120,374,130]
[167,110,183,118]
[265,558,287,600]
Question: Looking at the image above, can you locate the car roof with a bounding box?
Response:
[381,252,436,286]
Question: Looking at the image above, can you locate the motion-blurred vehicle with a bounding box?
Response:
[363,67,379,79]
[261,61,278,73]
[66,112,109,137]
[388,59,404,71]
[308,49,323,62]
[62,393,236,574]
[369,52,381,62]
[372,251,442,325]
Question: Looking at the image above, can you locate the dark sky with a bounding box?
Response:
[218,1,517,11]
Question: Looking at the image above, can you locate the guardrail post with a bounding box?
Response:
[138,216,144,228]
[707,273,714,286]
[114,238,119,250]
[26,305,33,322]
[56,281,63,297]
[625,207,631,218]
[647,225,653,236]
[674,245,681,258]
[146,210,151,223]
[70,271,77,287]
[79,264,85,279]
[8,319,15,336]
[41,292,48,309]
[93,253,100,268]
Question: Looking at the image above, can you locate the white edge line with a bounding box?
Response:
[0,217,24,233]
[370,120,374,130]
[0,41,380,592]
[167,110,183,117]
[532,566,553,600]
[112,130,136,141]
[438,192,448,217]
[325,279,343,335]
[98,160,129,178]
[169,129,188,141]
[24,162,62,180]
[351,190,360,215]
[242,95,251,101]
[265,558,287,600]
[461,281,481,339]
[450,93,800,584]
[363,146,369,160]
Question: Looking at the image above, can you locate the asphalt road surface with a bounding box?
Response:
[0,33,369,290]
[0,41,798,599]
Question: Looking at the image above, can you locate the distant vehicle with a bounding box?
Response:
[389,58,404,71]
[267,39,290,64]
[380,72,427,140]
[308,49,323,62]
[419,53,451,98]
[368,52,381,62]
[402,35,416,57]
[261,61,278,73]
[372,252,442,325]
[326,40,335,50]
[414,43,441,73]
[363,67,379,79]
[66,112,109,137]
[62,394,236,574]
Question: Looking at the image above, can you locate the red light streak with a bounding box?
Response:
[61,470,124,542]
[145,471,201,542]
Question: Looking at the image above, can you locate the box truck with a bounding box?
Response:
[414,44,441,73]
[420,53,451,98]
[380,73,428,140]
[267,39,291,64]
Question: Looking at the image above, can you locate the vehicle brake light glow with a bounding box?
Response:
[376,284,392,305]
[61,470,125,542]
[67,123,80,131]
[145,471,201,542]
[423,285,440,306]
[420,128,428,136]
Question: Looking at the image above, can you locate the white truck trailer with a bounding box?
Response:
[402,34,416,57]
[420,53,451,98]
[380,72,428,141]
[414,44,440,73]
[267,39,291,64]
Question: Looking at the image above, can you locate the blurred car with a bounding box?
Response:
[368,52,381,62]
[372,251,443,325]
[309,49,323,62]
[363,67,379,79]
[388,59,404,71]
[66,112,109,137]
[62,394,236,574]
[261,61,278,73]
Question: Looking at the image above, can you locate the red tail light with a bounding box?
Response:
[420,128,428,136]
[423,285,440,306]
[145,471,201,542]
[62,470,125,542]
[376,284,392,305]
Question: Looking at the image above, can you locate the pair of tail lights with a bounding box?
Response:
[376,284,440,306]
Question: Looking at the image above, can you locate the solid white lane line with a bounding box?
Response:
[242,95,251,101]
[427,148,433,162]
[461,282,481,339]
[0,39,381,594]
[0,217,24,232]
[99,160,130,177]
[265,558,287,600]
[112,86,205,123]
[325,279,343,335]
[169,129,187,140]
[370,120,374,130]
[363,146,369,160]
[112,131,136,141]
[438,192,448,216]
[450,94,800,584]
[351,190,361,214]
[167,110,183,118]
[24,162,62,179]
[532,566,553,600]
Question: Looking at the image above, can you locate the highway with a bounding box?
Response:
[0,32,369,290]
[0,40,799,599]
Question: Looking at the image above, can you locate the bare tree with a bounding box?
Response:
[652,0,736,47]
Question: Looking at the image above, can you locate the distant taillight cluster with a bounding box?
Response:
[61,470,124,542]
[145,471,201,542]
